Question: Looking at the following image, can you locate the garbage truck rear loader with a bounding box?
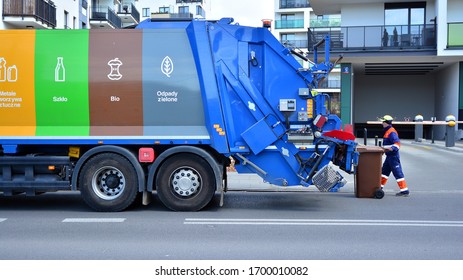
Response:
[0,18,358,211]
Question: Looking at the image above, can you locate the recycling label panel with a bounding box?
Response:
[34,29,90,136]
[0,30,36,136]
[142,29,206,137]
[89,29,143,135]
[0,28,208,138]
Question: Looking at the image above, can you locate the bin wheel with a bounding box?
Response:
[375,188,385,199]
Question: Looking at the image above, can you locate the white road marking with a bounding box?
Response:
[62,218,126,223]
[0,218,6,223]
[184,218,463,227]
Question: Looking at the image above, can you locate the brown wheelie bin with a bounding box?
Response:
[355,145,385,198]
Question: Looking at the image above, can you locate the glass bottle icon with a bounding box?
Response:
[55,57,65,82]
[0,57,6,82]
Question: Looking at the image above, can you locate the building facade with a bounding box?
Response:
[309,0,463,139]
[272,0,342,117]
[0,0,209,30]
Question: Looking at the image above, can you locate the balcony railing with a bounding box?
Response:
[448,22,463,48]
[275,19,304,29]
[151,12,193,19]
[91,6,122,28]
[2,0,56,28]
[309,24,436,51]
[280,0,310,9]
[310,17,341,28]
[118,3,140,23]
[176,0,203,3]
[281,39,308,49]
[319,79,341,88]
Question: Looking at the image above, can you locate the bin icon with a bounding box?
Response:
[355,145,384,198]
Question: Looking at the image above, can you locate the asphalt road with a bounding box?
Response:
[0,140,462,260]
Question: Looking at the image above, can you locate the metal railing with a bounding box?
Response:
[279,0,310,9]
[309,24,436,51]
[91,6,122,29]
[275,19,304,29]
[118,3,140,23]
[281,39,308,49]
[176,0,203,3]
[448,22,463,48]
[310,17,341,28]
[2,0,56,28]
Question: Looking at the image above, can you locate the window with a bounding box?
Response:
[142,8,150,17]
[179,6,189,15]
[196,5,204,17]
[64,11,69,29]
[281,14,295,21]
[384,2,425,46]
[281,33,295,42]
[159,7,170,14]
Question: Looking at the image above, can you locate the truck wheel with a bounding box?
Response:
[79,153,138,212]
[156,154,216,211]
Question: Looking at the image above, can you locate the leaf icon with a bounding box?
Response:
[161,56,174,77]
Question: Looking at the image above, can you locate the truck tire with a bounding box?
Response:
[79,153,138,212]
[156,154,216,211]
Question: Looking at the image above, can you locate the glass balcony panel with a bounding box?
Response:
[310,24,436,50]
[448,23,463,47]
[275,19,304,29]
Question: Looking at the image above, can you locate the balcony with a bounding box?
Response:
[281,39,308,49]
[310,17,341,28]
[309,24,436,52]
[176,0,203,3]
[279,0,310,9]
[275,19,304,29]
[90,6,122,29]
[448,22,463,48]
[2,0,56,29]
[151,12,193,20]
[117,3,140,25]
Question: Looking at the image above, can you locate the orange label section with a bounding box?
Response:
[0,30,36,135]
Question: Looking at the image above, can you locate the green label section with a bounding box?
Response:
[35,30,89,136]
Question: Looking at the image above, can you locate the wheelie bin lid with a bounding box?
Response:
[356,145,385,153]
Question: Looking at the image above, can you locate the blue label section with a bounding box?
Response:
[142,29,208,137]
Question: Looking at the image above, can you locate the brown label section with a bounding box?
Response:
[89,29,143,135]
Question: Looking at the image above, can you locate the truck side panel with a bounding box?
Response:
[35,30,90,136]
[89,29,143,135]
[0,28,212,144]
[0,30,36,136]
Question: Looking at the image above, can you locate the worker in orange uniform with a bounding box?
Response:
[380,115,410,197]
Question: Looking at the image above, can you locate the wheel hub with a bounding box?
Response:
[92,167,126,200]
[172,168,200,197]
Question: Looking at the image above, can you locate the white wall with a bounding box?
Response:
[55,0,81,29]
[434,62,460,138]
[341,3,384,26]
[447,0,463,22]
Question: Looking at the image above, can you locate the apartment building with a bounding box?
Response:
[136,0,209,23]
[308,0,463,139]
[273,0,312,62]
[272,0,342,117]
[1,0,209,30]
[1,0,85,29]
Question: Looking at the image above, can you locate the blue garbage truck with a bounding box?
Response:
[0,18,357,211]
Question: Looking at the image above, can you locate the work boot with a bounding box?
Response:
[396,190,410,197]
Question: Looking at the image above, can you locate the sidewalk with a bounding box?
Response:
[226,138,463,192]
[407,138,463,153]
